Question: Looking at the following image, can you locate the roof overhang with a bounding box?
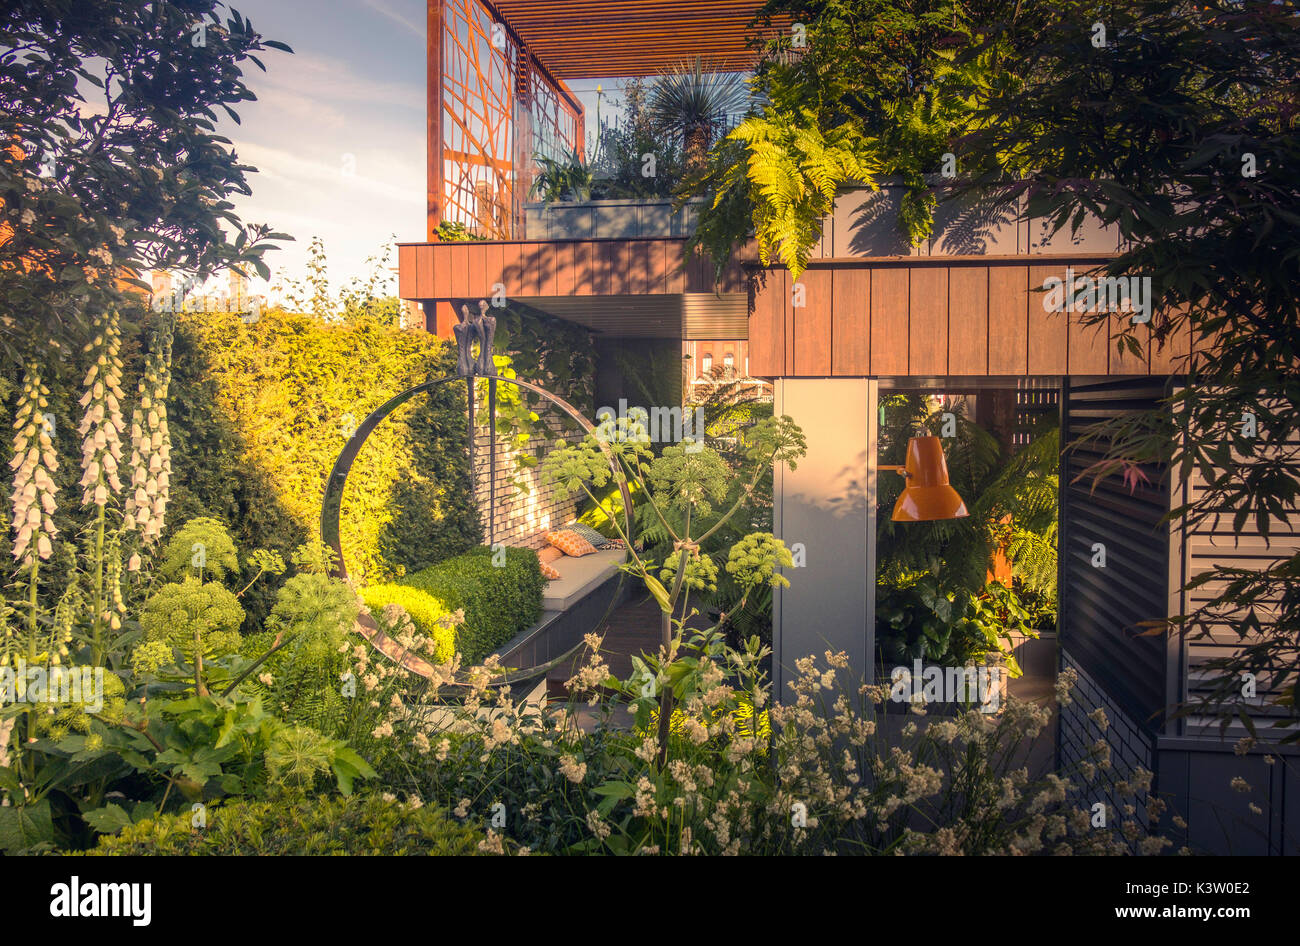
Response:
[484,0,783,78]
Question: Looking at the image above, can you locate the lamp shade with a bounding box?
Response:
[890,436,969,522]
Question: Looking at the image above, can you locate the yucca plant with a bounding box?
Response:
[649,59,750,171]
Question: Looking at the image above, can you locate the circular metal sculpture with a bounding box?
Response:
[320,369,634,686]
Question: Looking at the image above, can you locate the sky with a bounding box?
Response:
[216,0,611,299]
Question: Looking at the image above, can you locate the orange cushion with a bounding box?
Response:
[546,529,597,558]
[539,561,562,581]
[537,545,564,565]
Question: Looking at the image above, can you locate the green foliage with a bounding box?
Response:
[265,572,359,647]
[360,584,456,665]
[875,574,1036,675]
[688,0,1001,278]
[157,517,240,582]
[725,533,793,592]
[139,577,245,662]
[978,426,1060,600]
[877,395,1058,599]
[233,571,362,733]
[954,0,1300,732]
[392,546,545,664]
[0,1,293,361]
[577,476,643,539]
[434,221,489,242]
[648,58,749,170]
[532,148,596,204]
[163,307,480,599]
[86,791,489,856]
[591,79,686,199]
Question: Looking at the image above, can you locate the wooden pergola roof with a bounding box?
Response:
[486,0,780,78]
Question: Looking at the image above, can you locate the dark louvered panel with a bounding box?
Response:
[1060,378,1172,732]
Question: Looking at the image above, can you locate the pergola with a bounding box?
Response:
[426,0,779,240]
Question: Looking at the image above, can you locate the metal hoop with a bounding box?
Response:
[320,373,634,684]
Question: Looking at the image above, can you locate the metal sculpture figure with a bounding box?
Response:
[454,299,497,377]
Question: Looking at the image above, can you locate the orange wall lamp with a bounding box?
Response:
[880,436,969,522]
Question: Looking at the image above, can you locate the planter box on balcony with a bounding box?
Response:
[524,198,703,241]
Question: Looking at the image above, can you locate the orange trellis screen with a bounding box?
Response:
[431,0,583,240]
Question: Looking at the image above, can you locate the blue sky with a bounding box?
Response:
[221,0,609,298]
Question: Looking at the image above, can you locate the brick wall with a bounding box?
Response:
[471,417,583,549]
[1059,649,1155,837]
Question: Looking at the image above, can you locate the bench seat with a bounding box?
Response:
[542,549,626,611]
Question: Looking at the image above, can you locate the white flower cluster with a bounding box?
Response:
[9,367,59,566]
[123,335,173,555]
[77,312,126,509]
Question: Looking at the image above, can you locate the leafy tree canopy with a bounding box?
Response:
[0,0,293,360]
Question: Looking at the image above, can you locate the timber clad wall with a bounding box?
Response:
[1171,397,1300,740]
[397,238,747,301]
[748,259,1189,379]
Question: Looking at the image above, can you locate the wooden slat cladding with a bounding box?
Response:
[399,238,742,304]
[1060,378,1174,733]
[747,257,1176,379]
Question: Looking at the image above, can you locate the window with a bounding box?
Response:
[702,354,713,373]
[723,352,735,371]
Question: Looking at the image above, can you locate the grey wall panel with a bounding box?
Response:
[773,378,875,700]
[1060,378,1172,730]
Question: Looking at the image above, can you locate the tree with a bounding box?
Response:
[953,0,1300,738]
[648,59,749,172]
[0,1,293,361]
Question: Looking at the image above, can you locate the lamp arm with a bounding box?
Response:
[879,465,910,475]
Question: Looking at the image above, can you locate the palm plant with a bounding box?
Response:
[648,59,750,171]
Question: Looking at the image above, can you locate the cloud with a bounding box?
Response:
[247,52,424,116]
[232,140,422,206]
[360,0,425,39]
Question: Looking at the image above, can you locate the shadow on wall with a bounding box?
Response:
[787,449,871,521]
[845,184,1021,257]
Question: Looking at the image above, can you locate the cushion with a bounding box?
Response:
[539,561,562,581]
[566,522,609,547]
[537,545,564,565]
[546,529,597,558]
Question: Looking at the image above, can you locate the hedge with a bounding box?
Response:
[360,583,456,664]
[0,308,484,629]
[389,545,545,664]
[85,792,493,855]
[165,308,482,587]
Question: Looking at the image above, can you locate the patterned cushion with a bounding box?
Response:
[545,529,597,558]
[537,545,564,565]
[565,522,609,547]
[539,561,562,581]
